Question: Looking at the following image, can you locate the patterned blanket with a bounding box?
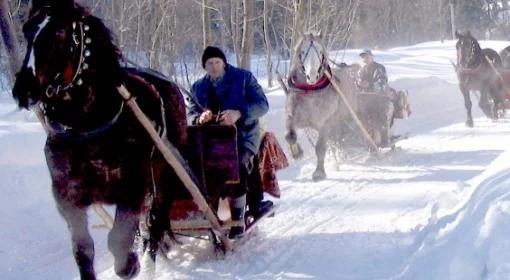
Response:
[256,132,288,198]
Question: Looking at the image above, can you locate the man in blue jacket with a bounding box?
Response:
[187,46,271,238]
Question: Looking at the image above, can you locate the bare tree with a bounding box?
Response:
[0,0,21,81]
[202,0,212,48]
[239,0,255,70]
[263,0,274,87]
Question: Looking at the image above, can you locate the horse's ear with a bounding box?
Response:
[455,30,461,38]
[32,0,75,14]
[32,0,74,8]
[317,30,323,39]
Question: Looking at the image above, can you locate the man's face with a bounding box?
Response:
[205,58,225,80]
[361,54,373,65]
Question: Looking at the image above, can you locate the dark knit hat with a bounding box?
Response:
[202,46,227,68]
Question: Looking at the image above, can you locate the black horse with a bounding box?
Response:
[455,31,504,127]
[12,1,186,279]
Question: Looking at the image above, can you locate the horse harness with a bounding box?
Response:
[457,38,484,80]
[27,12,166,141]
[289,40,332,94]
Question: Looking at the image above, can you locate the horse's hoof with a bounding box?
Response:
[115,252,140,279]
[312,169,326,182]
[465,119,474,127]
[290,144,304,160]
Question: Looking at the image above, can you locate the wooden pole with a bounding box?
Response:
[117,85,232,251]
[276,73,289,95]
[92,204,114,229]
[324,70,380,155]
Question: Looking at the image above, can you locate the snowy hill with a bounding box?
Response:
[2,40,510,280]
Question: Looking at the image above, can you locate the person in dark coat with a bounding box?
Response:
[186,46,271,238]
[357,49,389,94]
[357,49,394,146]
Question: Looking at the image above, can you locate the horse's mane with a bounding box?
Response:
[75,7,125,88]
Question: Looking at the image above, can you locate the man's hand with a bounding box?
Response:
[198,110,214,125]
[219,109,241,126]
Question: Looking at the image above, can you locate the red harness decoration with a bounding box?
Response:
[290,73,330,93]
[63,63,75,83]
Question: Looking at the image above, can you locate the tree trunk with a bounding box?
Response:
[450,0,456,40]
[202,0,212,49]
[239,0,254,70]
[263,0,273,87]
[291,0,306,56]
[231,0,242,66]
[0,0,21,82]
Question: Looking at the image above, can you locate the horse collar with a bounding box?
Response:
[290,72,331,93]
[44,101,125,139]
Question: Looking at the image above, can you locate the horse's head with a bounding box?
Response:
[455,30,482,69]
[12,0,124,114]
[293,31,328,84]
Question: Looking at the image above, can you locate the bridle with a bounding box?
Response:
[290,38,331,93]
[298,39,327,78]
[457,37,482,72]
[44,20,89,99]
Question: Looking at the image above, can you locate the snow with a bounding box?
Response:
[2,40,510,279]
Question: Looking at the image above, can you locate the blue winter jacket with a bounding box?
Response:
[186,64,269,155]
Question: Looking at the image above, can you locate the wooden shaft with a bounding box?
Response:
[276,73,289,95]
[92,204,114,229]
[117,85,232,251]
[324,70,380,154]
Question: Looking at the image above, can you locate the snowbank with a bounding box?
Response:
[395,150,510,280]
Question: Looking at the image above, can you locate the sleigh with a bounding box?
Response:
[337,88,410,150]
[167,125,286,252]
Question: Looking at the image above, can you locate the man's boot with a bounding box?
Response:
[248,198,274,219]
[229,194,246,239]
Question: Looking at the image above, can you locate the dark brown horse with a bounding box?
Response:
[455,31,504,127]
[12,1,186,279]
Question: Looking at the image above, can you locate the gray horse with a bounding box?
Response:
[285,32,357,181]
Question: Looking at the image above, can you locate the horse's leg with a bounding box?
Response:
[312,127,329,181]
[479,86,494,119]
[489,84,504,119]
[58,204,96,280]
[108,206,140,279]
[285,120,303,159]
[460,86,474,127]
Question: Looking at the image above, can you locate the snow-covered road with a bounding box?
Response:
[2,41,510,280]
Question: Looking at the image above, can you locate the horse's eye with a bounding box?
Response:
[56,29,66,40]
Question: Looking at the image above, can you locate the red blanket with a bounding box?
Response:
[256,132,288,198]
